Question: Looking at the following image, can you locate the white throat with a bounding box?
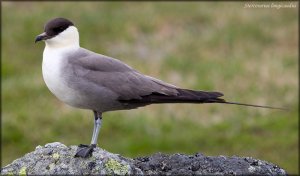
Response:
[42,27,81,108]
[45,26,80,49]
[42,26,81,107]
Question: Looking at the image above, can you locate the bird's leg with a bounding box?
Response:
[75,111,102,158]
[91,111,102,146]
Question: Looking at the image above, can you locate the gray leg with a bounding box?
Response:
[91,111,102,145]
[75,111,102,158]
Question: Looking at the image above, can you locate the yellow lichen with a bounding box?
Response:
[19,166,27,175]
[48,163,55,170]
[104,158,129,175]
[6,171,14,175]
[52,153,60,160]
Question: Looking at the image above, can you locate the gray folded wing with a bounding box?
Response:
[66,48,180,101]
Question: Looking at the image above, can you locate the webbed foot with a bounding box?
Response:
[75,144,96,158]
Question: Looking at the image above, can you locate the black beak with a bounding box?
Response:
[35,32,49,43]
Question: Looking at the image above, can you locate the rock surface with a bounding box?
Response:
[1,142,286,175]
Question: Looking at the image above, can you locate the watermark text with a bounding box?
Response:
[244,2,297,9]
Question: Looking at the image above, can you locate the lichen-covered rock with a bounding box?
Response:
[1,142,142,175]
[1,142,287,175]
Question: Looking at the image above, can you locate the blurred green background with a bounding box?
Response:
[2,2,298,174]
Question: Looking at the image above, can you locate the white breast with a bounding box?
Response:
[42,47,83,108]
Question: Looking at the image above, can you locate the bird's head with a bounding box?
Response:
[35,18,79,48]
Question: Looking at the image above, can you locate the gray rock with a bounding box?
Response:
[134,153,286,175]
[1,142,286,175]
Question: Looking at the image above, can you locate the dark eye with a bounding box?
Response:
[53,26,64,33]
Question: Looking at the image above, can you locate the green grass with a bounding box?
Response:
[2,2,298,174]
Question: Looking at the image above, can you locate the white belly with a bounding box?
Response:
[42,48,84,108]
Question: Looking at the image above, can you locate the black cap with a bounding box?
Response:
[44,17,74,37]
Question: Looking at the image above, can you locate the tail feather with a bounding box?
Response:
[119,88,287,111]
[215,101,288,111]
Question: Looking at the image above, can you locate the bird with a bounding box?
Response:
[35,17,285,158]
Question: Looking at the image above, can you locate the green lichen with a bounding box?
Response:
[19,166,27,175]
[104,158,129,175]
